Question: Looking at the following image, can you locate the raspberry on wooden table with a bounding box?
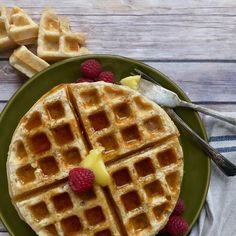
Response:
[80,59,102,79]
[69,167,95,193]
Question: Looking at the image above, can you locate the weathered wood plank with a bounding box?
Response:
[1,61,236,102]
[2,0,236,14]
[0,61,24,101]
[1,2,236,60]
[148,61,236,102]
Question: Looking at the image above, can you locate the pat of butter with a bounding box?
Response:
[81,147,111,186]
[120,75,141,90]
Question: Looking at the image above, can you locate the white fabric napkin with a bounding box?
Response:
[190,113,236,236]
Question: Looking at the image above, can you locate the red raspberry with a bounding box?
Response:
[69,167,95,193]
[97,71,116,83]
[76,78,94,83]
[80,59,102,79]
[166,216,189,236]
[172,199,185,216]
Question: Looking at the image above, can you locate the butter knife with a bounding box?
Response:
[136,69,236,126]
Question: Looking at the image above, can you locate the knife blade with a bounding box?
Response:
[137,77,236,126]
[138,78,181,107]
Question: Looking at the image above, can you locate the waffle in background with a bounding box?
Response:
[37,8,90,62]
[0,6,16,50]
[1,6,91,77]
[1,6,38,46]
[10,46,49,78]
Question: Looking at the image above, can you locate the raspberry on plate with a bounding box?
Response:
[80,59,102,79]
[76,78,94,83]
[97,71,116,83]
[172,199,185,216]
[166,216,189,236]
[69,167,95,193]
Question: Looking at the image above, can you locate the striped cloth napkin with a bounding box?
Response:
[190,112,236,236]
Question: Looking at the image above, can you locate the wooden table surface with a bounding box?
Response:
[1,0,236,235]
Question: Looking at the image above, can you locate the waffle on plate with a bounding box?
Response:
[7,82,183,236]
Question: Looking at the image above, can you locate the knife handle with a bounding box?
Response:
[166,108,236,177]
[179,101,236,126]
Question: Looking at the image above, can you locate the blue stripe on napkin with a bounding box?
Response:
[209,136,236,153]
[215,146,236,153]
[209,135,236,142]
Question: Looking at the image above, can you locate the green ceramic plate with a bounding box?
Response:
[0,55,210,235]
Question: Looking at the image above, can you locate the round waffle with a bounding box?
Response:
[7,82,183,236]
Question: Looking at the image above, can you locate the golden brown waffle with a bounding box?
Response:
[5,6,38,45]
[8,82,183,236]
[16,183,122,236]
[69,82,178,163]
[10,46,49,78]
[0,6,16,50]
[107,137,183,235]
[37,9,90,62]
[7,85,88,198]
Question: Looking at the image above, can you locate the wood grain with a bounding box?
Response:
[1,61,236,102]
[2,0,236,14]
[1,1,236,60]
[0,233,8,236]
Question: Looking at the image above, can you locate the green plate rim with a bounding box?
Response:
[0,54,211,235]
